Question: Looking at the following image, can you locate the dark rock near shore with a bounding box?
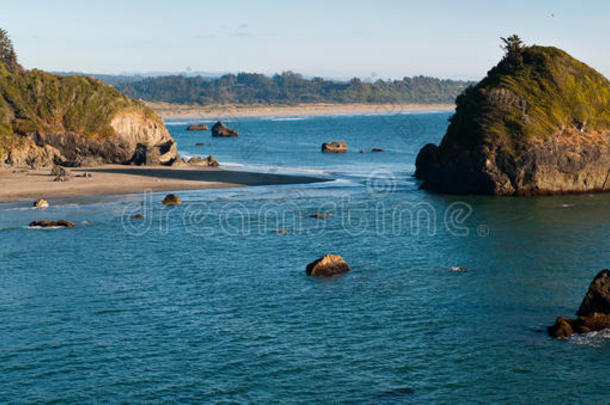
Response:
[211,121,238,137]
[187,124,208,131]
[306,254,350,276]
[322,141,347,153]
[162,194,182,206]
[371,148,385,152]
[548,270,610,338]
[187,155,219,167]
[29,220,74,228]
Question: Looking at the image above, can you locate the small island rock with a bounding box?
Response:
[162,194,182,205]
[306,254,350,276]
[211,121,238,137]
[322,141,347,153]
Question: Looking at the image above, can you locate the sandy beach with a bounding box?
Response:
[0,165,326,203]
[146,102,455,119]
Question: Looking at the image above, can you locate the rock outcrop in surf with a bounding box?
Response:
[548,270,610,338]
[415,36,610,195]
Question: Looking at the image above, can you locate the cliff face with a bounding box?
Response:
[415,45,610,195]
[0,53,178,167]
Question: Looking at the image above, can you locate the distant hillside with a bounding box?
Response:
[113,72,472,105]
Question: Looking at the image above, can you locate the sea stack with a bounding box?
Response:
[415,37,610,195]
[211,121,238,137]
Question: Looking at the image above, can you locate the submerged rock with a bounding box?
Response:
[33,199,49,208]
[29,220,74,228]
[308,213,333,219]
[306,254,350,276]
[548,270,610,338]
[187,124,208,131]
[187,155,219,167]
[211,121,238,137]
[162,194,182,206]
[415,42,610,195]
[321,141,347,153]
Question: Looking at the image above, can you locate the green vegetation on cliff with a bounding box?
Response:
[113,72,471,105]
[0,29,159,157]
[444,37,610,154]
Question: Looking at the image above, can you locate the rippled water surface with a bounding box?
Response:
[1,113,610,403]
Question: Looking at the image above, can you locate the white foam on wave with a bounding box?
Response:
[219,161,328,175]
[570,329,610,347]
[267,116,307,122]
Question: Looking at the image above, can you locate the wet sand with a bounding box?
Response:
[0,165,327,203]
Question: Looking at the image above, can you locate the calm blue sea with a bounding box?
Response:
[1,112,610,403]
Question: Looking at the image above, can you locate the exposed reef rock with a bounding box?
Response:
[29,220,74,228]
[548,270,610,338]
[211,121,238,137]
[187,155,219,167]
[415,44,610,195]
[187,124,208,131]
[306,254,350,276]
[0,30,179,168]
[322,141,347,153]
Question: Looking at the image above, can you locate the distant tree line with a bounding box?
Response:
[113,72,471,105]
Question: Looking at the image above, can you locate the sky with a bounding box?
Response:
[1,0,609,81]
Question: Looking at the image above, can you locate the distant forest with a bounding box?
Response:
[112,72,472,105]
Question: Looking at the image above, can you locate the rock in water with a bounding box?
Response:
[415,43,610,195]
[187,155,219,167]
[371,148,385,152]
[306,254,350,276]
[548,269,610,338]
[187,124,208,131]
[211,121,238,137]
[321,141,347,153]
[162,194,182,206]
[577,270,610,316]
[0,28,179,168]
[33,199,49,208]
[29,220,74,228]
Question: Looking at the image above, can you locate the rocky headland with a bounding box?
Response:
[415,37,610,195]
[0,29,179,168]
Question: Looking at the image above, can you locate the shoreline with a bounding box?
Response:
[0,165,328,204]
[146,101,455,119]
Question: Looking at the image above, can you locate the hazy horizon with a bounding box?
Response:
[2,0,610,81]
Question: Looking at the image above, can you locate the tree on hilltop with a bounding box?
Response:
[500,34,525,67]
[0,28,19,72]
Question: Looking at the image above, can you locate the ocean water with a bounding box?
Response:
[1,112,610,403]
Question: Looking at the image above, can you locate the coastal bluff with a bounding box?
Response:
[415,40,610,195]
[0,29,178,168]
